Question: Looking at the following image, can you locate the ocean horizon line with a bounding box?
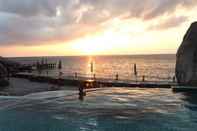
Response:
[5,53,176,58]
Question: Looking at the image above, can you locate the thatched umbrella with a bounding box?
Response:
[90,61,93,73]
[133,63,137,76]
[58,60,62,69]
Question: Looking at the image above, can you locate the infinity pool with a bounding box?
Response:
[0,88,197,131]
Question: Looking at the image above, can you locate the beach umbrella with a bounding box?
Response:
[58,60,62,69]
[133,64,137,76]
[36,61,40,69]
[41,58,44,65]
[45,58,48,64]
[90,61,93,73]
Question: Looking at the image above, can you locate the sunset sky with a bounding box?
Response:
[0,0,197,57]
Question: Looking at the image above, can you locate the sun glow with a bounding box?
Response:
[70,18,147,55]
[71,33,132,55]
[71,31,130,55]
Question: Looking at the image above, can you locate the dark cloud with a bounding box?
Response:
[0,0,196,46]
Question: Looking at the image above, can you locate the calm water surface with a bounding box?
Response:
[10,54,176,81]
[0,88,197,131]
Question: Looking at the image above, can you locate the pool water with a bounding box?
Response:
[0,88,197,131]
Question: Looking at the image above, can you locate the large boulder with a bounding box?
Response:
[0,56,21,88]
[0,56,20,75]
[0,63,7,78]
[0,63,9,88]
[176,22,197,86]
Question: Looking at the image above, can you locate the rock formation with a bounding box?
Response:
[0,59,9,88]
[0,56,21,88]
[0,63,7,78]
[0,57,20,74]
[176,22,197,86]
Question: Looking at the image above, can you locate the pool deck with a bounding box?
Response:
[13,72,177,88]
[172,86,197,92]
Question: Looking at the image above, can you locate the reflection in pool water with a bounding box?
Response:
[0,88,197,131]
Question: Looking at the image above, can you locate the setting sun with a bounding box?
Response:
[70,18,144,55]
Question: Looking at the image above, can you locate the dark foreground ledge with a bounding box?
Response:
[172,86,197,93]
[13,73,174,89]
[0,77,77,96]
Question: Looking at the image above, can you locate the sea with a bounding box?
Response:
[2,54,196,131]
[9,54,176,81]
